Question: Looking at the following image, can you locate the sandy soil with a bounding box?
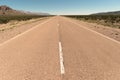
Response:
[73,19,120,42]
[0,17,48,44]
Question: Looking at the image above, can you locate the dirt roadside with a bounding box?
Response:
[72,19,120,42]
[0,17,49,44]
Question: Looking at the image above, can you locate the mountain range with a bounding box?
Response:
[1,5,120,15]
[92,11,120,15]
[0,5,49,15]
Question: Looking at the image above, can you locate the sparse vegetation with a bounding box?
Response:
[0,5,51,24]
[65,15,120,29]
[0,15,48,24]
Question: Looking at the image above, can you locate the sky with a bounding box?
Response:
[0,0,120,15]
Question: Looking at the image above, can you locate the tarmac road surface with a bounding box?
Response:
[0,16,120,80]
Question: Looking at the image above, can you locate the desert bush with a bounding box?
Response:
[65,15,120,28]
[0,15,48,24]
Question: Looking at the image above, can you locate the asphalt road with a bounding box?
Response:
[0,16,120,80]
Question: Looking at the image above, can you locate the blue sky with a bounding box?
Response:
[0,0,120,15]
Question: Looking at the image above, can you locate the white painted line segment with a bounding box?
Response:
[59,42,65,74]
[57,23,65,75]
[0,18,53,47]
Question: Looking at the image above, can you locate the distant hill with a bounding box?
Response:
[0,5,49,15]
[92,11,120,15]
[20,11,50,15]
[0,5,26,15]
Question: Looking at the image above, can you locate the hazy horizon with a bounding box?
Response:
[0,0,120,15]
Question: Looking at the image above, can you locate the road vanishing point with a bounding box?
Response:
[0,16,120,80]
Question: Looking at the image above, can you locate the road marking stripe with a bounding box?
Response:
[0,18,53,47]
[57,23,65,75]
[68,19,120,45]
[59,42,65,74]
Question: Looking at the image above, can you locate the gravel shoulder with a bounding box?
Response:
[0,17,49,44]
[72,19,120,42]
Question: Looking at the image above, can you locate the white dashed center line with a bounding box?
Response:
[59,42,65,74]
[57,23,65,75]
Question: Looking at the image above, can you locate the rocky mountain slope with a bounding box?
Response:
[0,5,49,15]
